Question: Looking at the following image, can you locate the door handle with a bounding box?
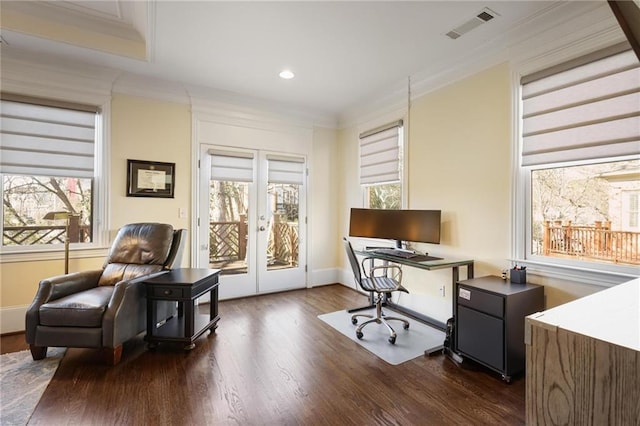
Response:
[259,226,266,231]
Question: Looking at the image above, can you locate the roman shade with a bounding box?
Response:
[0,99,97,178]
[521,45,640,166]
[209,149,254,182]
[267,154,305,185]
[359,120,403,185]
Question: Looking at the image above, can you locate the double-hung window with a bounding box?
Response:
[1,96,102,252]
[517,44,640,279]
[359,120,404,210]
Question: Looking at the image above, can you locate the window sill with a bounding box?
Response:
[513,258,639,288]
[0,246,109,264]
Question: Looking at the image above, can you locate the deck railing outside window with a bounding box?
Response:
[543,220,639,265]
[208,214,298,266]
[3,224,92,246]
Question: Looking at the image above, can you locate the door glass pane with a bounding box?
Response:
[266,183,299,271]
[209,180,249,275]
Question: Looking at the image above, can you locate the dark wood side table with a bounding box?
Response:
[143,268,221,350]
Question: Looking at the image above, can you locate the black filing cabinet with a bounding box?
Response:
[455,276,544,382]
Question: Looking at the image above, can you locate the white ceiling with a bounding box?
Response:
[0,1,618,120]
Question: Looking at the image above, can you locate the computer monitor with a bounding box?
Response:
[348,208,441,248]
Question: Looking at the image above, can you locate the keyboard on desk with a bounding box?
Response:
[371,248,418,259]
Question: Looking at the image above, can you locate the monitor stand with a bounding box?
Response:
[395,240,424,256]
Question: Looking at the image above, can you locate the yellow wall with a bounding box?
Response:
[310,127,341,271]
[109,94,191,240]
[408,63,511,271]
[0,258,104,307]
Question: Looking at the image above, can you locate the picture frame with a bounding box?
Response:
[126,159,175,198]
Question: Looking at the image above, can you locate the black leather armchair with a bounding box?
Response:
[25,223,186,365]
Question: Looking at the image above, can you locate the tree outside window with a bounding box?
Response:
[2,175,93,246]
[367,183,401,210]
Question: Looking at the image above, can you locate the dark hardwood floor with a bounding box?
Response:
[2,284,525,425]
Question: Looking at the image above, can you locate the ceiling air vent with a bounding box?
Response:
[445,7,498,40]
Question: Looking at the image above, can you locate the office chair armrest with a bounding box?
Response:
[360,257,403,281]
[369,264,402,282]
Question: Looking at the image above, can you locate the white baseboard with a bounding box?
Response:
[339,269,357,290]
[309,267,360,291]
[309,267,340,287]
[1,305,27,334]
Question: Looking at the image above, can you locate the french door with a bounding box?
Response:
[198,145,307,299]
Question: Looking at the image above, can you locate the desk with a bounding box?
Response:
[143,268,221,350]
[354,249,474,333]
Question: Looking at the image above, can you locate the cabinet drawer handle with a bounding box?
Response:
[163,289,171,295]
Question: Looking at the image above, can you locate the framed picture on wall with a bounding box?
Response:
[126,159,175,198]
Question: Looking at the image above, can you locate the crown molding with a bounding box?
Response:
[111,72,191,105]
[189,85,338,130]
[0,1,146,60]
[509,4,626,76]
[338,1,622,130]
[1,1,143,41]
[338,83,408,130]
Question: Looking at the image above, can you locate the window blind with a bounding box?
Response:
[0,100,96,178]
[359,121,402,185]
[521,47,640,166]
[267,154,305,185]
[209,149,254,182]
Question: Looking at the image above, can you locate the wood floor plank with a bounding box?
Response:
[3,284,525,425]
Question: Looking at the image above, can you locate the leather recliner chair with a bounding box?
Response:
[25,223,186,365]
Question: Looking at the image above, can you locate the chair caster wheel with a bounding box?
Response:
[403,323,409,330]
[352,318,358,325]
[356,331,363,339]
[388,336,396,344]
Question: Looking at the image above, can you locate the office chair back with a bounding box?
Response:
[343,237,410,344]
[343,237,362,286]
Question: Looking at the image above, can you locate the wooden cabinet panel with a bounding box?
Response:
[526,316,640,425]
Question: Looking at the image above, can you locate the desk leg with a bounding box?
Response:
[444,265,468,363]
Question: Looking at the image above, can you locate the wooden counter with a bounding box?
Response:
[525,278,639,425]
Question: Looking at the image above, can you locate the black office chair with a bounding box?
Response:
[343,237,409,344]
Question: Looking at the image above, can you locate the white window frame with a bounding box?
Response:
[0,98,110,262]
[359,120,406,210]
[511,47,640,288]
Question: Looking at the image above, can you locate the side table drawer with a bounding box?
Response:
[152,286,184,299]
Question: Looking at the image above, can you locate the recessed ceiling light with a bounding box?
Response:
[279,70,295,80]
